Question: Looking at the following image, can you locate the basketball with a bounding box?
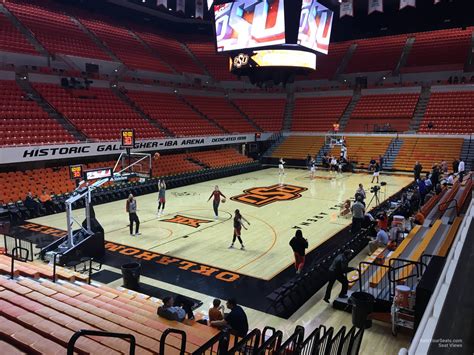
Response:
[221,198,226,203]
[154,152,160,159]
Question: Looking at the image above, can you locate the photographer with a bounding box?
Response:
[355,184,366,205]
[351,196,365,236]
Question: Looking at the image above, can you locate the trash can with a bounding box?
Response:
[121,262,141,290]
[349,292,375,329]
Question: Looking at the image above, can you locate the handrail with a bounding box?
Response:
[67,329,136,355]
[160,328,186,355]
[52,252,62,283]
[10,246,29,279]
[191,330,229,355]
[277,326,304,354]
[228,328,261,354]
[256,329,282,355]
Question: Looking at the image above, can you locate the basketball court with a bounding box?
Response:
[30,168,412,281]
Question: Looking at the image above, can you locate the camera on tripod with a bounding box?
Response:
[370,185,381,194]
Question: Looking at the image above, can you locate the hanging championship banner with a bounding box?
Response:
[156,0,167,7]
[176,0,185,12]
[340,0,354,18]
[400,0,416,9]
[196,0,204,18]
[368,0,383,14]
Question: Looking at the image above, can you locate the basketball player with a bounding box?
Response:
[278,158,286,175]
[371,162,380,184]
[157,180,166,216]
[229,209,250,250]
[126,194,140,236]
[310,159,317,180]
[208,185,226,219]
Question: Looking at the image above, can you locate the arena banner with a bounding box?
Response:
[176,0,185,12]
[195,0,204,18]
[156,0,167,7]
[0,133,269,165]
[400,0,416,9]
[368,0,383,14]
[340,0,354,18]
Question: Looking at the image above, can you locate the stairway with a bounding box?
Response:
[282,91,295,131]
[338,91,361,131]
[464,29,474,72]
[129,30,177,74]
[181,43,212,77]
[111,86,173,136]
[333,43,357,79]
[15,75,87,141]
[70,16,120,62]
[176,94,228,133]
[393,37,415,76]
[408,86,431,132]
[263,133,285,157]
[226,97,262,132]
[0,3,50,57]
[460,138,473,172]
[383,138,404,170]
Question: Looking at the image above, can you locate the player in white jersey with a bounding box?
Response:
[310,159,317,179]
[278,158,286,175]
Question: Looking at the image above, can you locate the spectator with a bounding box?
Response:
[414,161,423,181]
[208,299,224,323]
[379,155,384,171]
[452,158,459,174]
[413,210,425,225]
[323,249,355,303]
[446,173,454,186]
[417,178,427,206]
[431,165,440,187]
[39,190,54,213]
[377,211,388,231]
[158,296,194,322]
[289,230,308,274]
[24,192,40,216]
[351,196,365,236]
[210,299,248,338]
[458,158,465,182]
[368,226,389,254]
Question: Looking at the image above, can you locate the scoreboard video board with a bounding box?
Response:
[213,0,333,55]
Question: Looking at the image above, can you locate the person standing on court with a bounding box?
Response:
[324,249,356,303]
[229,209,249,250]
[126,194,140,236]
[208,185,226,219]
[351,196,365,236]
[458,158,465,182]
[414,161,423,182]
[157,180,166,216]
[289,230,308,274]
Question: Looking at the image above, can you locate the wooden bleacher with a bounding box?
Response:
[271,136,325,160]
[393,137,464,172]
[0,256,219,354]
[437,217,462,257]
[328,136,392,168]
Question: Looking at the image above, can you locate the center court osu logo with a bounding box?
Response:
[162,215,213,228]
[231,184,307,207]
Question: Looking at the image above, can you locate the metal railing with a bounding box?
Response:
[388,258,426,294]
[159,328,186,355]
[192,331,229,355]
[10,246,29,279]
[228,329,261,355]
[327,326,346,355]
[255,327,282,355]
[276,326,304,354]
[67,330,136,355]
[299,326,324,355]
[358,261,392,300]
